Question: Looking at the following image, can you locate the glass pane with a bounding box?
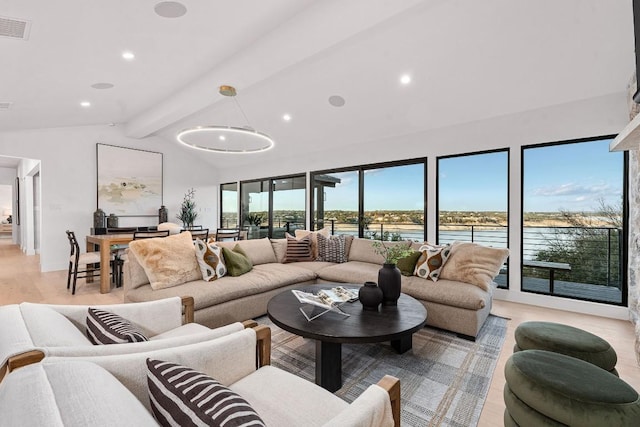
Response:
[438,151,509,287]
[272,175,306,238]
[313,170,359,235]
[363,163,425,241]
[522,139,623,304]
[220,183,238,228]
[240,180,270,240]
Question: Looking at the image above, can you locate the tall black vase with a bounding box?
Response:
[378,263,401,306]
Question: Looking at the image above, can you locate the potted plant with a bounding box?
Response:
[244,212,264,239]
[372,241,413,306]
[176,188,198,229]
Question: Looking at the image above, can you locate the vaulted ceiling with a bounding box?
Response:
[0,0,634,166]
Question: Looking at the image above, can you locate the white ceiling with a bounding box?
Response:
[0,0,635,167]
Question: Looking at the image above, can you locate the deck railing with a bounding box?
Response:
[313,220,623,302]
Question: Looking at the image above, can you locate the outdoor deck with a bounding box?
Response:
[493,274,622,304]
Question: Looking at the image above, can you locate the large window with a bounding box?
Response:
[437,150,509,287]
[240,174,306,239]
[522,137,626,305]
[311,159,426,240]
[220,182,238,228]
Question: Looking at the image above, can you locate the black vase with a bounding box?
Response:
[158,205,168,224]
[359,281,383,311]
[378,263,402,306]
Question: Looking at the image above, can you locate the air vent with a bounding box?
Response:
[0,16,31,40]
[0,102,12,110]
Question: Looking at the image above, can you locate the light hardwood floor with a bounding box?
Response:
[1,238,639,425]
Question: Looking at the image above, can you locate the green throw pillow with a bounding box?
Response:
[222,245,253,276]
[397,250,422,276]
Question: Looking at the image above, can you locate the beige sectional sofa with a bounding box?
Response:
[124,237,504,339]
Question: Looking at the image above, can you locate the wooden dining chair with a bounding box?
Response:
[66,230,105,295]
[215,228,240,241]
[133,230,170,239]
[181,228,209,241]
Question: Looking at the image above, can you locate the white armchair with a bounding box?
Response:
[37,325,401,427]
[0,296,246,381]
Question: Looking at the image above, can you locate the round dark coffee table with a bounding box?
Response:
[267,284,427,392]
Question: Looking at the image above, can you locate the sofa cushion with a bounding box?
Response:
[20,304,91,347]
[271,238,287,263]
[147,358,265,427]
[295,227,330,259]
[230,365,347,427]
[348,238,386,264]
[414,244,452,281]
[124,249,151,290]
[86,308,149,345]
[402,276,488,310]
[284,233,314,262]
[128,231,202,290]
[440,242,509,292]
[317,261,380,284]
[316,234,348,263]
[126,264,317,311]
[149,322,211,341]
[222,245,253,277]
[0,362,158,427]
[194,239,226,281]
[218,237,277,265]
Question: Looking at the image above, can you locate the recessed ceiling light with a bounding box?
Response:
[80,101,91,108]
[283,114,292,122]
[219,135,226,141]
[155,1,187,18]
[328,95,346,107]
[91,82,114,90]
[400,74,411,85]
[122,51,135,61]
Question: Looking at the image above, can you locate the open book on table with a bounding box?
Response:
[292,286,359,321]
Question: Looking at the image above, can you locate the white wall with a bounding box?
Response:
[0,124,219,271]
[216,92,632,319]
[0,184,11,221]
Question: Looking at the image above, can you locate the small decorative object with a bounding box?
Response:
[107,213,119,228]
[378,264,402,306]
[359,281,383,311]
[93,208,106,229]
[372,241,413,306]
[158,205,168,223]
[177,188,198,229]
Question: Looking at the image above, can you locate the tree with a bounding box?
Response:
[533,198,622,287]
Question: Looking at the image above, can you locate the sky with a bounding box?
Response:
[227,138,623,214]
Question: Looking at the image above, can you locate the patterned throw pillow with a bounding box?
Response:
[193,238,226,281]
[146,358,266,427]
[414,244,452,281]
[316,233,347,263]
[283,233,314,263]
[86,308,148,345]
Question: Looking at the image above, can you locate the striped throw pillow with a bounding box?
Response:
[316,233,347,263]
[86,308,148,345]
[283,233,313,263]
[147,358,266,427]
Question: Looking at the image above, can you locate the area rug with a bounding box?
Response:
[255,314,508,427]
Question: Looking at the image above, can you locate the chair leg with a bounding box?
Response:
[72,266,78,295]
[66,261,73,290]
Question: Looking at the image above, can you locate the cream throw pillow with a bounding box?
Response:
[128,231,202,290]
[295,227,330,259]
[439,242,509,292]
